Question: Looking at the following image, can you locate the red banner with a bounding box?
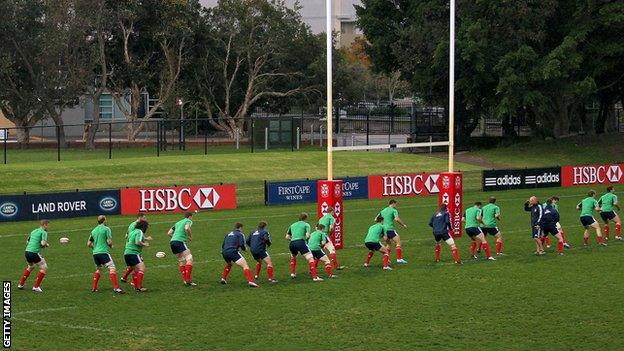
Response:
[120,184,237,214]
[438,172,463,238]
[562,164,624,187]
[368,173,440,199]
[317,180,344,250]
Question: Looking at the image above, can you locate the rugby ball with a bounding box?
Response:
[59,237,70,244]
[155,251,166,258]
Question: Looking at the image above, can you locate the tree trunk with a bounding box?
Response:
[14,121,31,148]
[502,115,518,137]
[86,92,102,149]
[47,110,68,148]
[551,96,571,137]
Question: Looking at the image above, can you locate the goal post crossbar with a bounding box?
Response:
[331,141,450,152]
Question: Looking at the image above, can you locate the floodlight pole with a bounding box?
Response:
[448,0,455,173]
[326,0,333,180]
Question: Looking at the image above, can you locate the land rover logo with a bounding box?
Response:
[0,203,17,217]
[99,197,117,211]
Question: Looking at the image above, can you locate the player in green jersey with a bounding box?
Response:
[598,186,621,240]
[286,212,321,281]
[18,220,50,292]
[167,212,196,286]
[122,213,149,283]
[481,197,504,256]
[576,190,605,246]
[463,202,495,261]
[124,220,150,292]
[363,216,391,270]
[317,207,345,270]
[377,199,408,264]
[87,215,124,294]
[308,224,336,279]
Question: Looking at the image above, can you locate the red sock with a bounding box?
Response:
[255,262,262,278]
[178,265,186,282]
[365,251,374,264]
[605,225,610,239]
[92,271,100,290]
[583,236,589,246]
[560,230,567,243]
[545,237,551,246]
[109,272,119,290]
[476,241,482,251]
[383,254,389,268]
[435,244,441,261]
[482,242,492,258]
[18,268,32,286]
[34,271,45,288]
[396,246,403,260]
[184,264,193,283]
[616,223,621,237]
[308,261,318,279]
[598,236,605,245]
[557,241,564,254]
[496,241,502,254]
[132,272,138,287]
[289,256,296,275]
[470,241,477,256]
[451,248,461,263]
[222,264,232,280]
[136,271,144,289]
[267,265,274,280]
[329,252,339,269]
[243,268,254,283]
[122,266,133,281]
[324,263,333,276]
[314,259,319,269]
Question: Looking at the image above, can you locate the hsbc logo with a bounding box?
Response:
[193,188,220,208]
[139,187,221,211]
[382,174,440,196]
[572,165,622,185]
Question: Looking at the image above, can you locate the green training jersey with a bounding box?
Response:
[365,223,385,243]
[89,224,112,255]
[599,193,618,212]
[318,214,335,234]
[379,206,399,231]
[288,221,310,241]
[171,218,192,242]
[307,230,326,251]
[481,204,500,228]
[543,202,559,211]
[127,221,137,236]
[25,227,48,253]
[464,206,482,229]
[579,197,599,217]
[124,228,145,255]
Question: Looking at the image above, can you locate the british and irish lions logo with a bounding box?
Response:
[442,176,450,190]
[321,184,330,198]
[334,183,341,198]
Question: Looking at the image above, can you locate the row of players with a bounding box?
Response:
[15,187,620,292]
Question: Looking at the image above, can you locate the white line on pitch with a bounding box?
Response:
[13,317,155,338]
[13,306,77,316]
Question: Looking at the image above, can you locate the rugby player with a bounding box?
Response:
[220,223,259,288]
[124,220,150,292]
[363,216,391,270]
[576,190,606,246]
[308,224,336,278]
[548,197,570,248]
[540,198,565,255]
[246,221,277,283]
[167,212,196,286]
[598,186,621,240]
[481,197,504,255]
[463,202,495,260]
[318,207,345,270]
[286,213,321,281]
[17,220,50,293]
[87,215,124,294]
[122,213,150,283]
[429,204,461,264]
[524,196,545,255]
[377,199,408,264]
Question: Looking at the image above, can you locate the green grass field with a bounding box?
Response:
[1,138,623,351]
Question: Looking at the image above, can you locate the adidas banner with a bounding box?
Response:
[482,167,561,191]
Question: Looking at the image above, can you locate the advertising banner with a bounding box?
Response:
[120,184,237,214]
[317,180,344,249]
[367,173,440,199]
[482,167,561,191]
[0,190,120,222]
[438,173,463,237]
[265,177,368,205]
[562,164,624,187]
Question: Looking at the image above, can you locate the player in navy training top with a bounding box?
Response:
[524,196,545,255]
[540,198,565,255]
[220,223,258,288]
[428,204,461,264]
[246,221,277,283]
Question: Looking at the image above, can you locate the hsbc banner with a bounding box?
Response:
[482,167,561,191]
[265,177,368,205]
[367,173,441,199]
[0,190,120,222]
[562,163,624,187]
[120,185,237,214]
